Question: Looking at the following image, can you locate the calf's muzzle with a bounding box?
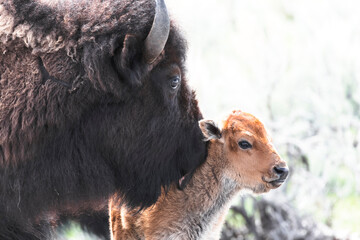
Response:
[273,165,289,181]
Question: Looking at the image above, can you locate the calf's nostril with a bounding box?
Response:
[273,166,289,179]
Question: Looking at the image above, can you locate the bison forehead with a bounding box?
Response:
[222,111,267,140]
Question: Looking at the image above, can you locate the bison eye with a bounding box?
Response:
[238,140,252,150]
[170,76,181,90]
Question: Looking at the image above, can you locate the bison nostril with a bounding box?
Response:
[273,166,289,179]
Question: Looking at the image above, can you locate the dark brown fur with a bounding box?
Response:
[0,0,206,239]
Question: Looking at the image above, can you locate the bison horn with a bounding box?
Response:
[144,0,170,64]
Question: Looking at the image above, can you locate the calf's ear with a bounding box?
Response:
[199,120,221,141]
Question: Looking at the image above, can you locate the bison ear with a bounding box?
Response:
[113,34,147,88]
[83,34,148,99]
[199,120,222,141]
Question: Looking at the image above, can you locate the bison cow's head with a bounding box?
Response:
[77,0,207,208]
[0,0,206,212]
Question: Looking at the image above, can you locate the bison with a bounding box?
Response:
[110,110,289,239]
[0,0,207,238]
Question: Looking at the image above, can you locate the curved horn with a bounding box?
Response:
[144,0,170,64]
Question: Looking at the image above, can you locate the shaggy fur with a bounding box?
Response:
[110,111,289,240]
[0,0,207,239]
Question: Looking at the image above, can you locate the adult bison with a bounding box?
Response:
[0,0,207,238]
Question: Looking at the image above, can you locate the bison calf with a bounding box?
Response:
[109,110,289,240]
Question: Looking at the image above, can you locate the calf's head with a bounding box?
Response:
[199,110,288,193]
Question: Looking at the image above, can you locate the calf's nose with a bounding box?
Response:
[273,165,289,180]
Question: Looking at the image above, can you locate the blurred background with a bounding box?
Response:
[166,0,360,239]
[64,0,360,239]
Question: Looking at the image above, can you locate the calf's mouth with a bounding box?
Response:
[262,175,287,189]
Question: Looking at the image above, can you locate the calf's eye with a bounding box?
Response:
[238,140,252,150]
[170,76,181,90]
